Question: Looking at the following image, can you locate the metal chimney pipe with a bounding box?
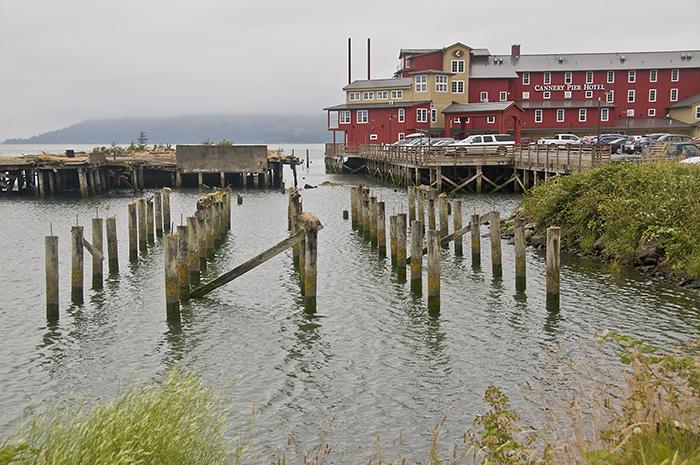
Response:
[367,38,371,80]
[348,37,352,85]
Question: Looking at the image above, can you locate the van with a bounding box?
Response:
[450,134,515,155]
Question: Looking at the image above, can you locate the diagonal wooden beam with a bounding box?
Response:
[449,172,480,194]
[82,238,104,261]
[481,173,498,189]
[440,174,459,188]
[491,175,515,194]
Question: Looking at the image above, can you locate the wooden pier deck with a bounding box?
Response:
[325,143,610,193]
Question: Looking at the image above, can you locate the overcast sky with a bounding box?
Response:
[1,0,699,140]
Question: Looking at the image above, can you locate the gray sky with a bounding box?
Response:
[2,0,699,140]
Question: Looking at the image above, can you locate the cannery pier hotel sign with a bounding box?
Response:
[534,84,607,92]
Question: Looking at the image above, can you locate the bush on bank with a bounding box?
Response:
[521,161,700,280]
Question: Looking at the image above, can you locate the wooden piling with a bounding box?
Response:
[45,235,59,319]
[154,192,163,238]
[369,197,377,247]
[410,220,424,293]
[471,214,481,266]
[350,186,358,229]
[362,196,370,240]
[162,188,171,234]
[427,230,440,312]
[546,226,561,309]
[164,233,180,320]
[177,225,190,300]
[453,200,463,256]
[377,201,386,257]
[196,211,207,270]
[408,186,416,224]
[427,195,436,232]
[71,226,84,304]
[106,216,119,274]
[78,169,89,198]
[146,198,155,244]
[396,213,407,279]
[438,193,448,241]
[128,201,138,262]
[289,189,302,269]
[187,217,200,284]
[417,189,425,231]
[137,198,147,254]
[92,217,104,289]
[304,226,318,311]
[490,211,502,277]
[389,215,397,267]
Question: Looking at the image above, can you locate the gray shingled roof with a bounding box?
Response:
[343,78,413,91]
[518,100,616,109]
[323,100,431,111]
[406,69,455,75]
[611,118,691,130]
[399,48,440,57]
[471,48,491,57]
[669,91,700,108]
[443,102,518,113]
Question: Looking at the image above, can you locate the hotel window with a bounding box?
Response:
[543,72,551,84]
[339,111,351,124]
[451,80,464,93]
[696,106,700,119]
[606,90,614,103]
[415,75,427,92]
[377,91,388,100]
[453,117,460,124]
[586,71,594,84]
[398,108,405,123]
[480,91,488,102]
[556,109,565,122]
[451,60,465,73]
[607,70,615,83]
[357,110,368,124]
[431,107,437,123]
[564,72,572,84]
[628,70,636,83]
[671,68,679,82]
[579,108,587,122]
[585,90,593,99]
[499,91,508,101]
[649,69,657,82]
[391,90,403,99]
[543,91,551,100]
[534,109,543,123]
[349,92,359,101]
[601,108,609,122]
[435,75,448,92]
[670,88,678,102]
[398,132,405,140]
[648,108,656,117]
[627,89,635,103]
[369,134,378,141]
[522,72,530,85]
[522,91,530,99]
[416,108,428,123]
[648,89,656,102]
[487,116,495,124]
[564,91,572,99]
[363,91,374,100]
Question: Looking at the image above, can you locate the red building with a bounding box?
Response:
[325,43,700,143]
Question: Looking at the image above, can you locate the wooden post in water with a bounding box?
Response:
[196,211,207,270]
[369,197,377,247]
[177,225,190,301]
[490,211,502,277]
[146,198,155,244]
[164,233,180,320]
[78,169,89,198]
[71,225,84,304]
[362,195,370,240]
[154,192,163,238]
[350,187,358,229]
[106,216,118,274]
[453,200,463,256]
[128,201,138,262]
[417,189,425,232]
[438,193,448,243]
[162,188,171,234]
[304,225,318,311]
[410,220,424,294]
[289,189,302,269]
[45,234,59,319]
[427,229,440,312]
[471,214,481,266]
[396,213,407,280]
[377,201,386,257]
[389,215,397,267]
[546,226,561,309]
[187,217,200,284]
[408,186,416,223]
[137,198,147,254]
[514,218,526,291]
[92,217,104,289]
[427,194,436,232]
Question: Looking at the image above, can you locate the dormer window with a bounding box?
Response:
[349,92,360,101]
[451,60,465,73]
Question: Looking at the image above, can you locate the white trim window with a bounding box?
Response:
[534,109,543,123]
[585,90,593,99]
[391,90,403,99]
[339,111,351,124]
[671,68,679,82]
[431,107,437,123]
[349,92,360,101]
[415,75,427,92]
[649,69,657,82]
[627,89,635,103]
[543,72,551,85]
[377,90,388,100]
[499,91,508,101]
[543,91,551,100]
[695,105,700,120]
[480,91,488,102]
[648,89,656,103]
[601,108,609,122]
[435,75,448,92]
[564,90,572,99]
[670,88,678,102]
[451,60,465,73]
[522,72,530,85]
[369,134,378,141]
[648,108,656,117]
[486,116,495,124]
[451,80,464,93]
[398,108,405,123]
[606,90,614,103]
[416,108,428,123]
[453,117,460,124]
[556,108,565,122]
[522,91,530,99]
[628,70,636,83]
[607,70,615,83]
[357,110,368,124]
[362,91,374,100]
[564,71,572,84]
[579,108,587,122]
[586,71,594,84]
[398,132,405,140]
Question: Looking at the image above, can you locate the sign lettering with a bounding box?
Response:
[534,83,606,92]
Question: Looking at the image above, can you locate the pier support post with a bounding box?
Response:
[106,216,119,274]
[515,218,526,291]
[196,211,207,270]
[369,196,377,247]
[438,193,448,242]
[396,213,407,281]
[417,189,425,231]
[177,225,190,301]
[187,217,200,284]
[162,188,171,234]
[175,170,182,188]
[128,201,138,262]
[92,217,104,289]
[37,171,46,197]
[410,220,424,294]
[198,173,203,189]
[427,230,441,313]
[289,189,302,269]
[377,201,386,257]
[45,235,59,319]
[47,171,55,195]
[304,226,318,312]
[77,169,88,198]
[154,192,163,238]
[471,214,481,267]
[350,186,358,229]
[546,226,561,309]
[87,169,95,195]
[389,215,397,267]
[362,195,370,240]
[453,200,463,256]
[146,198,155,244]
[476,166,483,193]
[71,226,84,304]
[490,211,502,277]
[427,193,436,232]
[408,186,416,224]
[137,198,147,254]
[164,233,180,320]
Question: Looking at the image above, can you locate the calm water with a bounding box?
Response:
[1,143,699,457]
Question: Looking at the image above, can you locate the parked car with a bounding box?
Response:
[657,134,693,143]
[605,137,627,154]
[623,136,641,154]
[429,138,456,147]
[664,143,700,158]
[450,134,515,154]
[633,133,667,153]
[537,134,581,145]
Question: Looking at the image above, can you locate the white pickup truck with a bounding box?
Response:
[537,134,581,146]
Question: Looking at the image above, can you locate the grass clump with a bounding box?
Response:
[0,367,232,465]
[521,161,700,279]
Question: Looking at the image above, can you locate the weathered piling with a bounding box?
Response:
[304,224,318,311]
[490,211,502,277]
[162,188,171,234]
[408,186,416,223]
[177,225,190,300]
[471,214,481,266]
[369,196,377,247]
[362,196,370,240]
[146,198,155,244]
[45,235,59,319]
[92,217,104,289]
[106,216,118,274]
[196,211,207,270]
[289,189,302,269]
[389,215,397,267]
[438,193,448,242]
[205,208,215,257]
[164,233,180,320]
[453,200,463,256]
[427,230,441,312]
[546,226,561,309]
[137,198,147,254]
[515,218,526,291]
[71,225,84,304]
[427,194,436,232]
[410,220,424,294]
[396,213,407,280]
[187,217,200,284]
[377,201,386,257]
[350,187,356,228]
[154,192,163,238]
[237,194,243,205]
[128,201,138,262]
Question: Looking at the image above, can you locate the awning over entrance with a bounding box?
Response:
[442,101,524,141]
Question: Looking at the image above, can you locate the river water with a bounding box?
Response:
[1,143,699,458]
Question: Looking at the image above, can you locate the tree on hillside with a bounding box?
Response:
[137,131,148,148]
